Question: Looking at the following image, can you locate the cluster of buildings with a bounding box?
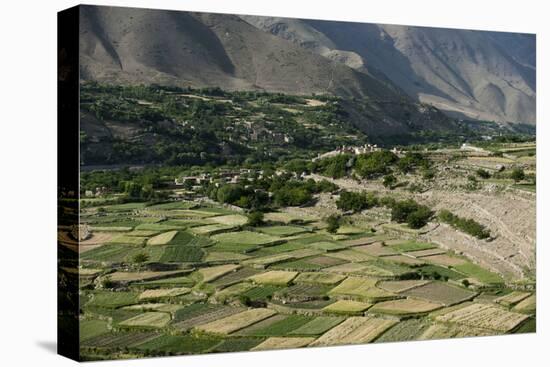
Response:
[83,186,110,198]
[174,168,263,190]
[313,144,403,161]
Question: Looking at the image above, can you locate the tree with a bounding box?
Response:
[383,174,397,189]
[132,252,149,267]
[316,154,350,178]
[355,151,398,178]
[406,206,433,229]
[391,199,432,229]
[247,211,264,227]
[124,181,142,199]
[511,167,525,182]
[326,214,341,234]
[336,191,378,212]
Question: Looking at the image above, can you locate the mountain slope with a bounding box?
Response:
[79,5,456,136]
[241,16,536,125]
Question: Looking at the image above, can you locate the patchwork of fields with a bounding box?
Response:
[70,200,535,360]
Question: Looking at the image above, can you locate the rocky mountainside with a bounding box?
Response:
[241,16,536,125]
[79,5,456,136]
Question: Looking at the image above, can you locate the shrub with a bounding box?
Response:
[316,179,339,193]
[421,168,436,180]
[383,174,397,189]
[511,168,525,182]
[476,169,491,179]
[379,196,396,208]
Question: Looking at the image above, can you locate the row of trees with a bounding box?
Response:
[206,175,339,210]
[335,191,433,229]
[438,210,491,239]
[314,151,432,180]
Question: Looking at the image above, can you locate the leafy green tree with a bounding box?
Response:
[216,184,244,204]
[326,214,341,234]
[336,191,378,212]
[406,206,433,229]
[132,252,149,266]
[247,211,264,227]
[124,181,142,199]
[391,199,432,228]
[284,159,310,174]
[355,151,398,178]
[273,187,312,207]
[316,154,350,178]
[511,167,525,182]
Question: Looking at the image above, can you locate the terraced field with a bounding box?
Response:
[77,200,535,359]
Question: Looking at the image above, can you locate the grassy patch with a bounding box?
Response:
[243,315,313,336]
[159,246,204,262]
[212,231,281,246]
[289,317,345,336]
[453,263,504,284]
[85,291,139,309]
[417,264,466,280]
[118,312,171,328]
[147,231,178,245]
[256,226,310,237]
[80,319,110,342]
[389,241,438,253]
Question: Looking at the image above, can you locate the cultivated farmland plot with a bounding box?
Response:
[252,337,315,351]
[323,300,372,315]
[195,308,277,335]
[435,303,529,332]
[401,281,477,306]
[418,323,498,340]
[77,189,535,359]
[294,272,346,285]
[494,291,532,307]
[513,294,536,313]
[256,225,311,237]
[138,287,191,300]
[119,312,172,328]
[147,230,178,245]
[310,317,397,346]
[198,264,241,282]
[173,305,245,331]
[368,298,442,316]
[248,271,298,286]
